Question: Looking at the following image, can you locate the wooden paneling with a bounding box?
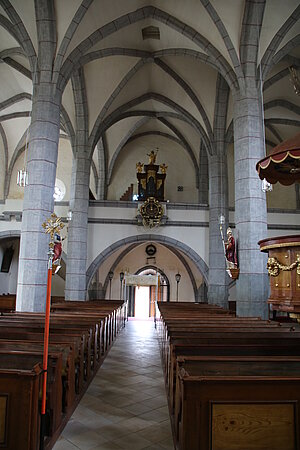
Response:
[211,402,295,450]
[0,395,8,444]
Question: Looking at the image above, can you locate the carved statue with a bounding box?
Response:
[160,163,168,174]
[136,162,144,173]
[147,150,158,164]
[225,227,237,267]
[52,233,63,274]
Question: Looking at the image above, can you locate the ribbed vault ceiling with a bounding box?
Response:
[0,0,299,201]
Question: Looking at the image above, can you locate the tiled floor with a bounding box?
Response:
[53,319,174,450]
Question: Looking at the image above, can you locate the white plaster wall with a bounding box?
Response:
[0,200,298,301]
[0,238,19,294]
[266,183,297,210]
[94,242,198,301]
[87,204,210,271]
[107,135,198,203]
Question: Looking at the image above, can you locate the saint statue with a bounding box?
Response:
[136,162,144,173]
[160,163,168,174]
[225,228,237,267]
[53,233,63,273]
[147,150,158,164]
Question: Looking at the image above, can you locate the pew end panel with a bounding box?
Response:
[178,376,300,450]
[0,363,42,450]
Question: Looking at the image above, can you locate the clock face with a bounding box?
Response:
[140,197,164,228]
[146,244,156,256]
[145,202,159,217]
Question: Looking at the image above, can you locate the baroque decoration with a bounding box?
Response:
[136,150,167,228]
[267,255,300,277]
[140,197,164,228]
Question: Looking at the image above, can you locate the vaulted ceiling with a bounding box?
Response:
[0,0,299,203]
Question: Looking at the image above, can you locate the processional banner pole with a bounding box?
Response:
[40,213,64,450]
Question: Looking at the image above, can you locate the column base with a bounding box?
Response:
[16,285,47,312]
[208,284,228,309]
[235,273,269,319]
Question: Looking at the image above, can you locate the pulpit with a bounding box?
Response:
[259,235,300,313]
[256,133,300,317]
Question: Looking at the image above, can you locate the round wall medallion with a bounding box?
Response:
[146,244,156,256]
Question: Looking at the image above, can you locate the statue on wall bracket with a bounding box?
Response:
[220,221,239,279]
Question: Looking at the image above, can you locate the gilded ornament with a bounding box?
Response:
[267,255,300,277]
[42,213,64,240]
[136,162,144,173]
[160,163,168,174]
[140,197,164,228]
[147,150,158,164]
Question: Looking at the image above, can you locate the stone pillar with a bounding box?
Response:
[198,141,209,204]
[16,85,61,311]
[65,153,90,300]
[233,86,268,318]
[207,153,229,308]
[197,282,208,303]
[96,138,106,200]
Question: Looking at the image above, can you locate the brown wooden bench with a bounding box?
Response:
[157,301,300,450]
[0,294,16,312]
[0,328,85,395]
[175,358,300,450]
[0,356,42,450]
[0,301,126,449]
[0,340,75,414]
[0,349,63,435]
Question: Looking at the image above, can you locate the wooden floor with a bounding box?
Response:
[53,319,174,450]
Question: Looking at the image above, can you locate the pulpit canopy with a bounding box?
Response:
[256,133,300,185]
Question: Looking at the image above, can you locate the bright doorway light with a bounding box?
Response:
[135,286,150,318]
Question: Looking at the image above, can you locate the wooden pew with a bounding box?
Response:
[1,312,102,374]
[0,355,42,450]
[0,328,85,395]
[0,301,126,449]
[0,294,16,312]
[157,302,300,450]
[175,357,300,450]
[0,341,75,413]
[165,330,300,413]
[0,350,63,435]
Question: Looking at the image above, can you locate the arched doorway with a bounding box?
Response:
[128,267,169,318]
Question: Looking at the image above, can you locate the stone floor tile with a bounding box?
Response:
[143,445,166,450]
[62,419,92,439]
[122,401,153,416]
[137,408,170,424]
[136,423,173,443]
[90,443,123,450]
[112,433,153,450]
[159,438,176,450]
[53,320,174,450]
[67,430,108,450]
[53,437,81,450]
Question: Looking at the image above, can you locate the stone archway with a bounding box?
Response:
[86,234,209,295]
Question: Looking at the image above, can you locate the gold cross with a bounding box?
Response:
[42,213,64,241]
